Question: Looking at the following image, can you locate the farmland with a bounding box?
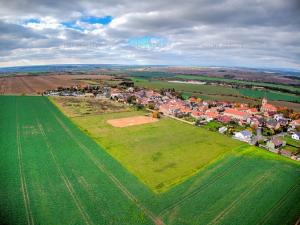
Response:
[52,105,244,192]
[0,74,112,95]
[175,74,300,93]
[131,77,300,111]
[1,96,300,225]
[239,89,300,103]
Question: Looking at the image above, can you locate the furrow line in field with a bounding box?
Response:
[159,156,244,217]
[207,169,272,225]
[49,106,165,225]
[257,181,300,225]
[16,102,35,225]
[36,120,93,225]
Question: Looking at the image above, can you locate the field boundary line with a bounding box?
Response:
[207,170,272,225]
[159,155,244,217]
[48,104,165,225]
[15,102,35,225]
[257,181,300,225]
[36,120,93,225]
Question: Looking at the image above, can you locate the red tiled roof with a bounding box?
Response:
[291,119,300,126]
[224,108,249,118]
[248,108,258,113]
[262,103,277,112]
[205,111,219,119]
[191,111,204,117]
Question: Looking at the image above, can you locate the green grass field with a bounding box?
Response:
[239,89,300,103]
[68,110,243,192]
[131,77,240,96]
[1,96,300,225]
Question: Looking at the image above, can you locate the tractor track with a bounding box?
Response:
[36,120,93,225]
[15,101,35,225]
[43,99,165,225]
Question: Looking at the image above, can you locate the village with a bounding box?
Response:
[44,83,300,161]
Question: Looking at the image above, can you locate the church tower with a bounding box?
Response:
[262,97,267,107]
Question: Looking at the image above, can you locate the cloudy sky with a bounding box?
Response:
[0,0,299,69]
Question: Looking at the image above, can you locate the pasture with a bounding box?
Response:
[1,96,300,225]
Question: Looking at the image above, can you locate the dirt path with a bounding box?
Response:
[15,102,35,225]
[46,101,164,225]
[36,120,93,225]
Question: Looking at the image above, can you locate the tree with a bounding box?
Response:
[148,102,155,110]
[126,95,136,104]
[262,127,274,136]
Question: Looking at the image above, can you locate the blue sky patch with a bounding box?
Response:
[62,21,84,31]
[24,18,40,24]
[128,36,167,49]
[80,16,113,25]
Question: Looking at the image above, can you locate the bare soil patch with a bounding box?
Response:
[0,74,113,94]
[107,116,158,127]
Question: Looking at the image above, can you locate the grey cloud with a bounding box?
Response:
[0,0,299,69]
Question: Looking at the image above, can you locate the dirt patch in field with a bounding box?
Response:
[107,116,158,127]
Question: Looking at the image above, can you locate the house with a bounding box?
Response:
[290,119,300,128]
[218,126,228,134]
[292,132,300,141]
[218,115,231,124]
[127,87,134,93]
[274,114,284,121]
[246,108,259,115]
[205,111,219,120]
[84,93,94,97]
[224,108,250,120]
[191,111,204,119]
[266,138,286,152]
[234,130,252,143]
[247,116,259,127]
[237,104,249,111]
[266,119,281,130]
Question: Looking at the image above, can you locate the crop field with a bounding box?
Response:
[175,74,300,93]
[131,78,240,96]
[1,96,300,225]
[238,89,300,103]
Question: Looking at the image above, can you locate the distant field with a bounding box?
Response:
[0,74,112,94]
[131,78,240,96]
[175,74,300,93]
[239,89,300,103]
[1,96,300,225]
[132,77,300,111]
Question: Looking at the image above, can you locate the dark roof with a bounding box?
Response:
[272,138,283,147]
[293,132,300,137]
